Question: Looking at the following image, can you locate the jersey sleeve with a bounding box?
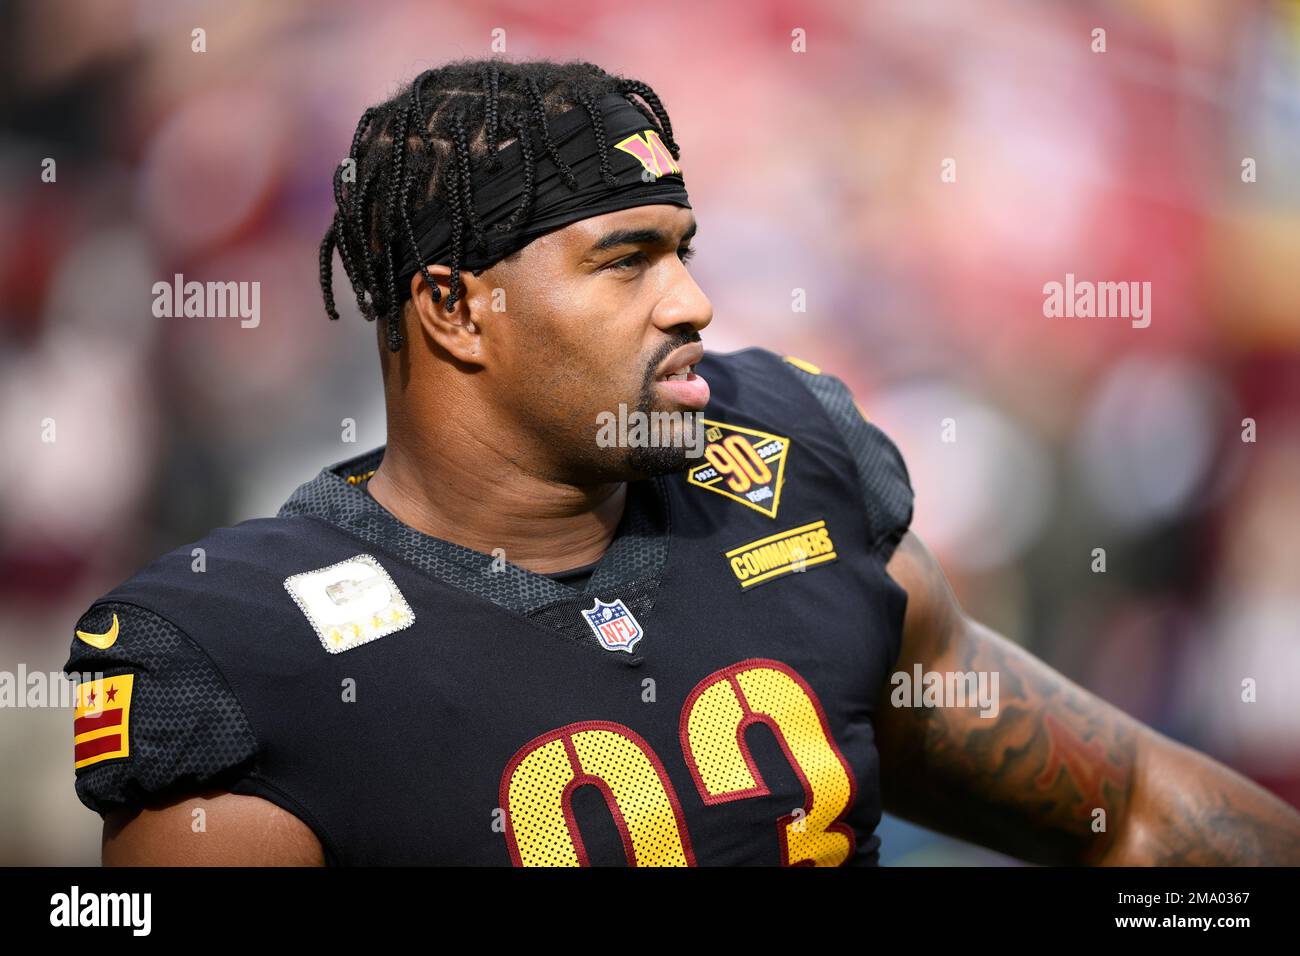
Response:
[62,601,259,817]
[781,355,914,562]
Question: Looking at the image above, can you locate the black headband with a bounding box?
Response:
[394,91,691,295]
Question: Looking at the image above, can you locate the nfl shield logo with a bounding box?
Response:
[581,598,644,654]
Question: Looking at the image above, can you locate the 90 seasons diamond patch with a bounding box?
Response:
[687,419,790,518]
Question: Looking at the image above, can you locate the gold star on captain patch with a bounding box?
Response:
[284,554,416,654]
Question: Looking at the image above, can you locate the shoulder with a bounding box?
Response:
[61,514,345,817]
[64,592,257,817]
[700,346,915,561]
[89,513,361,643]
[694,345,808,404]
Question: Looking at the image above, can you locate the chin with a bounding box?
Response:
[626,443,696,478]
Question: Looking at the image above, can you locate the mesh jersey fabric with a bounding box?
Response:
[61,346,915,867]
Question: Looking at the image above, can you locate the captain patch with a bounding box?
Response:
[284,554,414,653]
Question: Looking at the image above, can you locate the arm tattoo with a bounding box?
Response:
[1115,750,1300,865]
[1142,789,1272,865]
[881,618,1138,863]
[877,535,1137,864]
[877,533,1300,865]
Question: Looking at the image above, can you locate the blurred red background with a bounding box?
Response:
[2,0,1298,864]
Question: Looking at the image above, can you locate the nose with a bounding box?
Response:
[651,260,713,336]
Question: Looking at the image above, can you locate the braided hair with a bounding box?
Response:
[318,59,681,353]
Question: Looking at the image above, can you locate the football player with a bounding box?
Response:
[65,59,1300,866]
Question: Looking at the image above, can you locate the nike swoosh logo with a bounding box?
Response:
[76,613,119,650]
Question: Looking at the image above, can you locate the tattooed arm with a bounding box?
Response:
[874,531,1300,865]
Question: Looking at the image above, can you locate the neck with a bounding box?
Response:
[367,409,627,576]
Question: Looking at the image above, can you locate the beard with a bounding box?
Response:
[627,441,695,476]
[556,330,704,484]
[623,330,705,478]
[623,375,701,477]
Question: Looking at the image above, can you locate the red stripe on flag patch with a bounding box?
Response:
[74,709,123,736]
[75,735,123,763]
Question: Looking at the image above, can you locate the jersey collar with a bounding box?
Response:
[277,445,671,618]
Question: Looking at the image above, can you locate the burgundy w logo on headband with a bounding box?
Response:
[614,130,682,178]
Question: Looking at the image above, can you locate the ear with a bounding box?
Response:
[407,264,494,366]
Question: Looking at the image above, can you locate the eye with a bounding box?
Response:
[608,251,648,272]
[605,246,697,273]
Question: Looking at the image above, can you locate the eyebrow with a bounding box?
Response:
[588,218,697,253]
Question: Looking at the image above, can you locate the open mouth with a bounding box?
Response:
[652,344,709,409]
[655,363,697,383]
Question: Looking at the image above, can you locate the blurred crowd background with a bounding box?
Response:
[2,0,1298,865]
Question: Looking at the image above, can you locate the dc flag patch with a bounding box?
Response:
[73,674,134,769]
[581,599,644,654]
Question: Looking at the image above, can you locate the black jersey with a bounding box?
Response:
[63,347,914,866]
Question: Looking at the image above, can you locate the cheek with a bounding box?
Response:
[501,275,649,421]
[497,315,600,428]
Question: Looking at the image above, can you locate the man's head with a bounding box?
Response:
[320,59,713,484]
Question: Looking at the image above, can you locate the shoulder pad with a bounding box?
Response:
[63,600,257,816]
[778,353,914,561]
